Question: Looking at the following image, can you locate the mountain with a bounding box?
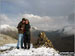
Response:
[0,34,17,46]
[0,24,18,39]
[0,24,17,32]
[0,24,74,52]
[31,26,74,52]
[31,26,38,30]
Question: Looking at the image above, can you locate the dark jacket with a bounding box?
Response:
[25,23,30,31]
[17,21,25,33]
[25,22,31,35]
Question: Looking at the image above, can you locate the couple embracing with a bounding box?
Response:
[17,18,31,49]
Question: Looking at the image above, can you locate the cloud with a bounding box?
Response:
[22,14,53,24]
[64,26,75,35]
[0,14,19,26]
[22,14,54,26]
[68,13,75,24]
[0,13,74,32]
[0,0,74,34]
[22,14,72,31]
[0,14,12,25]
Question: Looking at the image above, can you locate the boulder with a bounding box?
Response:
[33,32,54,48]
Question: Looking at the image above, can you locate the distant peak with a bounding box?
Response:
[0,24,10,29]
[31,26,38,30]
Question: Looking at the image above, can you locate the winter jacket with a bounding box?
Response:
[17,21,25,33]
[25,23,31,34]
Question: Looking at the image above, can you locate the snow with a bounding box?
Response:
[63,26,75,35]
[0,43,17,51]
[0,24,17,32]
[0,24,10,29]
[0,43,60,56]
[31,26,38,30]
[0,47,60,56]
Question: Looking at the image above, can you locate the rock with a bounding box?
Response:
[33,32,54,48]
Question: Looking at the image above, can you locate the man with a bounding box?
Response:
[17,18,26,49]
[23,19,31,49]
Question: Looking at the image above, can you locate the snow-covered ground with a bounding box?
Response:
[0,43,17,51]
[0,47,60,56]
[0,43,60,56]
[0,43,74,56]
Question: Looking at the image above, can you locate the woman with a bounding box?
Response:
[23,19,31,49]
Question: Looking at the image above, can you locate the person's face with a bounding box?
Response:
[22,20,25,23]
[25,20,29,24]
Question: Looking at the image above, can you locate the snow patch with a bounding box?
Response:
[0,24,17,32]
[0,24,10,29]
[0,43,17,51]
[0,43,60,56]
[0,47,60,56]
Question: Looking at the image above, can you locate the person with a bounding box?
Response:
[23,19,31,49]
[17,18,26,49]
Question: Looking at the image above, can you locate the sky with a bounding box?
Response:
[0,0,74,31]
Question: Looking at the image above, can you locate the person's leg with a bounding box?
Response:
[28,38,30,49]
[19,34,23,48]
[27,34,30,49]
[28,41,30,49]
[24,39,27,49]
[21,34,24,48]
[17,37,19,49]
[17,34,21,49]
[23,33,27,49]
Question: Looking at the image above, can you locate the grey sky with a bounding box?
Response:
[0,0,74,32]
[0,0,74,16]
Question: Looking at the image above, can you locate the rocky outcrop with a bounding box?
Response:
[33,32,54,48]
